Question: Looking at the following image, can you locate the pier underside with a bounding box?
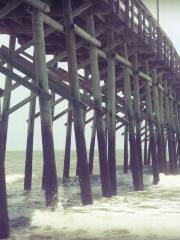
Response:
[0,0,180,238]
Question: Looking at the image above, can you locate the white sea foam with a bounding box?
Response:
[31,174,180,239]
[6,174,36,184]
[158,173,180,188]
[6,174,24,184]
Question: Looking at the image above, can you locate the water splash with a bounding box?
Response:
[6,174,24,184]
[30,174,180,240]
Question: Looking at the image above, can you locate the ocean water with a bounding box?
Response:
[4,150,180,240]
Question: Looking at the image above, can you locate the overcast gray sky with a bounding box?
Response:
[0,0,179,150]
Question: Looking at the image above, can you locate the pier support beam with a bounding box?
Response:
[123,43,143,191]
[158,75,167,172]
[152,70,165,173]
[133,53,143,183]
[174,98,180,166]
[87,12,112,197]
[2,35,16,160]
[145,62,159,184]
[24,50,37,191]
[0,99,9,239]
[123,125,129,173]
[144,121,149,165]
[107,30,117,195]
[169,84,177,172]
[63,0,92,205]
[63,105,72,184]
[32,9,58,208]
[24,94,36,190]
[164,80,176,173]
[89,117,96,175]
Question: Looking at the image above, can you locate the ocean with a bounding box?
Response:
[4,150,180,240]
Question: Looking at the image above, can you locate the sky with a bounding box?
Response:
[143,0,180,53]
[0,0,179,151]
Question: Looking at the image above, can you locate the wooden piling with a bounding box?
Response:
[145,62,159,184]
[147,139,151,166]
[152,70,165,173]
[63,0,92,205]
[169,84,178,172]
[32,9,58,208]
[24,94,36,190]
[144,121,148,165]
[123,43,143,191]
[24,51,37,191]
[164,80,176,173]
[123,125,129,174]
[107,29,117,195]
[158,75,167,172]
[89,117,96,175]
[86,12,112,197]
[63,105,72,184]
[174,98,180,167]
[133,53,143,184]
[2,35,16,160]
[0,98,9,239]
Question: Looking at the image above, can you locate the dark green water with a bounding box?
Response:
[5,151,180,239]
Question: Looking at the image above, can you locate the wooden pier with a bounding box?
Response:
[0,0,180,238]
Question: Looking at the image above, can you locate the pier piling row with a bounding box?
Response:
[0,0,180,238]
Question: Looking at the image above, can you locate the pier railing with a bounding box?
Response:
[108,0,180,75]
